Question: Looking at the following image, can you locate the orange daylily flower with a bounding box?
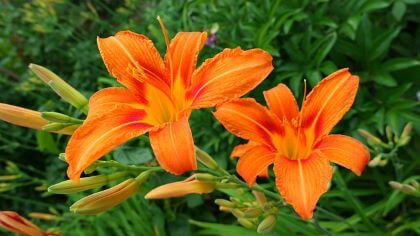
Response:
[0,211,61,236]
[214,68,370,219]
[66,20,273,181]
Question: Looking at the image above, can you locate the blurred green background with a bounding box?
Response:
[0,0,419,235]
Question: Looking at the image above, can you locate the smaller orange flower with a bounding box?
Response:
[214,68,370,219]
[0,211,61,236]
[145,175,215,199]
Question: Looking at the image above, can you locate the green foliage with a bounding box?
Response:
[0,0,419,235]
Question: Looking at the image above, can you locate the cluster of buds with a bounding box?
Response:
[358,123,413,168]
[389,180,420,197]
[214,191,279,233]
[0,162,22,193]
[0,64,88,135]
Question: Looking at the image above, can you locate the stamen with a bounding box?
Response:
[157,16,170,49]
[298,79,307,128]
[294,79,308,160]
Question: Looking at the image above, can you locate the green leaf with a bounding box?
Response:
[36,131,60,154]
[392,1,407,21]
[113,147,153,165]
[190,219,262,236]
[372,72,397,87]
[314,32,337,67]
[383,58,420,71]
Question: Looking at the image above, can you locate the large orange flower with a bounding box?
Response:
[214,68,370,219]
[66,24,273,181]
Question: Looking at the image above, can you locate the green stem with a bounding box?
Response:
[195,147,282,202]
[334,171,381,232]
[93,160,162,172]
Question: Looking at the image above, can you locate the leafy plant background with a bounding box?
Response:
[0,0,419,235]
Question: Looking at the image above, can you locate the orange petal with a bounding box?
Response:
[97,30,169,99]
[149,116,197,175]
[214,98,282,148]
[316,134,370,176]
[66,101,151,181]
[165,32,207,87]
[230,141,260,159]
[87,87,144,119]
[236,145,275,186]
[301,68,359,139]
[274,153,332,219]
[188,48,273,108]
[0,211,46,236]
[263,83,299,122]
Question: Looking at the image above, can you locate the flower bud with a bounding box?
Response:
[389,181,402,190]
[219,206,232,212]
[237,218,255,229]
[396,136,411,147]
[243,208,263,218]
[29,64,88,113]
[401,122,413,139]
[48,172,128,194]
[0,103,75,135]
[378,159,388,167]
[215,199,235,208]
[0,175,20,181]
[358,129,383,147]
[145,175,215,199]
[257,215,276,233]
[0,183,12,192]
[70,177,142,215]
[194,173,218,182]
[252,191,267,206]
[28,212,60,221]
[0,211,46,236]
[196,147,219,170]
[386,126,393,141]
[41,112,83,124]
[400,184,417,195]
[368,155,382,167]
[231,209,245,218]
[42,122,78,133]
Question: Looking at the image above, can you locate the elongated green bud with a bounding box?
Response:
[243,208,263,218]
[0,175,20,181]
[194,173,218,182]
[231,209,245,218]
[238,218,255,229]
[252,191,267,206]
[386,126,393,142]
[215,199,235,208]
[196,147,219,170]
[70,171,151,215]
[358,129,384,147]
[48,172,128,194]
[42,122,76,132]
[257,215,276,233]
[400,184,417,195]
[401,122,413,138]
[41,112,83,124]
[397,123,412,147]
[29,64,88,113]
